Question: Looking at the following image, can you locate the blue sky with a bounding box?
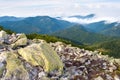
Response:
[0,0,120,21]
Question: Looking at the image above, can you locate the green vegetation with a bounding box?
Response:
[0,25,14,34]
[52,25,119,45]
[87,40,120,58]
[26,33,83,47]
[0,16,72,34]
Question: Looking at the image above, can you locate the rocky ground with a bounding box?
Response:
[0,30,120,80]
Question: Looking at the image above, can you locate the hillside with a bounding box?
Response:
[88,40,120,58]
[101,24,120,37]
[84,21,116,32]
[0,30,120,80]
[0,16,73,34]
[83,21,120,37]
[60,15,120,37]
[52,24,118,45]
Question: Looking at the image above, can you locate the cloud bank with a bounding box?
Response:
[0,0,120,21]
[61,16,119,24]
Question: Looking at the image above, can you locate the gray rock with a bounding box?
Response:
[106,74,113,80]
[94,76,104,80]
[11,33,27,48]
[38,71,46,78]
[0,30,8,39]
[114,75,120,80]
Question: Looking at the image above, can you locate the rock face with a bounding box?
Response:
[3,51,29,80]
[0,31,63,80]
[18,42,63,72]
[11,33,28,48]
[0,30,8,39]
[0,30,8,44]
[0,30,120,80]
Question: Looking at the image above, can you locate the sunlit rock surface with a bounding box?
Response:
[18,42,63,72]
[11,33,27,48]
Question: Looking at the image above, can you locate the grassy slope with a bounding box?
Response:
[87,40,120,58]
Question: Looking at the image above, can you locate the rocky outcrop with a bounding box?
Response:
[11,33,28,48]
[0,31,63,80]
[0,30,8,39]
[18,42,63,72]
[0,30,120,80]
[2,51,29,80]
[0,30,8,44]
[49,42,120,80]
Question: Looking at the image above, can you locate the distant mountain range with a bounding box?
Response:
[0,15,120,39]
[0,15,120,58]
[0,16,24,22]
[52,24,119,45]
[57,14,120,37]
[83,21,120,37]
[0,16,73,34]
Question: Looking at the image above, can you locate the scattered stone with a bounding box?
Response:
[0,30,119,80]
[0,30,8,39]
[0,30,9,44]
[94,76,104,80]
[11,33,27,48]
[114,75,120,80]
[38,71,46,78]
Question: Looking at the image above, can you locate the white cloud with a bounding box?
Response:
[61,16,119,24]
[0,0,119,22]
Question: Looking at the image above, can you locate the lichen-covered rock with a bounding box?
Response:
[2,51,30,80]
[11,33,27,48]
[0,30,9,44]
[94,76,104,80]
[0,63,5,77]
[0,30,8,39]
[0,52,7,77]
[114,59,120,65]
[18,42,63,72]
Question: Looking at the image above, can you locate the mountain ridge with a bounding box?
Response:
[0,16,73,34]
[0,16,24,22]
[0,15,120,37]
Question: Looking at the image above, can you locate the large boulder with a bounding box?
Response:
[0,51,29,80]
[0,30,8,39]
[11,33,27,48]
[0,30,9,44]
[18,42,63,72]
